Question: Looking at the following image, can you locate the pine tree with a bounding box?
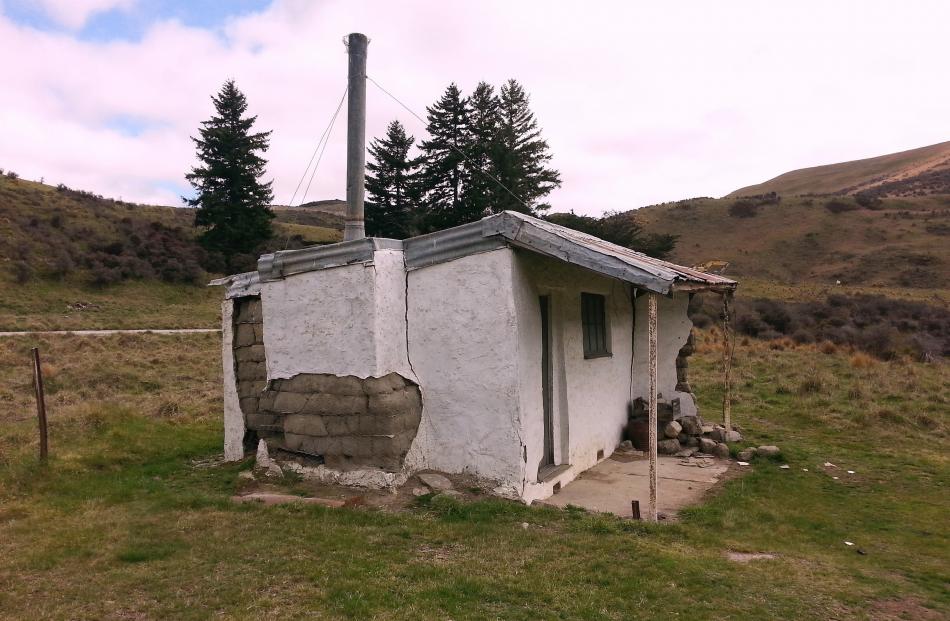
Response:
[495,79,561,214]
[462,82,502,219]
[417,83,473,231]
[186,80,274,269]
[365,120,420,239]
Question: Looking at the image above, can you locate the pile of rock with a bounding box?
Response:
[651,415,740,459]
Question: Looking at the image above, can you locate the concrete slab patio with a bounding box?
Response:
[538,455,730,518]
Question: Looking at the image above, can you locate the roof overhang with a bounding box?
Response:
[210,211,737,298]
[405,211,737,295]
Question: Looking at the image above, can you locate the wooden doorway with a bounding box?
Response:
[540,295,554,467]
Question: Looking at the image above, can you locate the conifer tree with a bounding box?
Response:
[417,83,473,231]
[186,80,274,269]
[462,82,502,219]
[495,79,561,214]
[365,120,420,239]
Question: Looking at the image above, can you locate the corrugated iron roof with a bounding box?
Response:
[212,210,736,297]
[406,211,736,295]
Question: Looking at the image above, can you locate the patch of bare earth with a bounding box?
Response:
[726,551,777,562]
[414,544,461,565]
[237,470,494,513]
[869,597,944,620]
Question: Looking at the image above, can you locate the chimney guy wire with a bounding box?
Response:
[286,85,348,208]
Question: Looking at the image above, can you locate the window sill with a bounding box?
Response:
[584,352,613,360]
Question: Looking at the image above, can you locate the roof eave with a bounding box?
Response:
[670,280,738,294]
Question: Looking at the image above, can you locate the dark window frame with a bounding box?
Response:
[581,292,611,359]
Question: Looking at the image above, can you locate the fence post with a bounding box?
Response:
[31,347,48,462]
[721,292,735,430]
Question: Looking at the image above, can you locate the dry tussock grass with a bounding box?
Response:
[0,333,221,459]
[691,326,948,443]
[849,352,876,368]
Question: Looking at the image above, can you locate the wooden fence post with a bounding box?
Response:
[31,347,48,462]
[721,292,735,430]
[648,293,658,522]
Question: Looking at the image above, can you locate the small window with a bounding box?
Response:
[581,292,610,358]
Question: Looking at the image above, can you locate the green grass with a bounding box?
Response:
[0,333,947,619]
[274,221,342,244]
[0,278,221,331]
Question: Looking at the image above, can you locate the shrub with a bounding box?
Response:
[754,299,794,333]
[49,250,74,280]
[728,199,760,218]
[689,292,949,361]
[735,313,767,337]
[13,261,32,284]
[854,193,883,209]
[5,170,19,180]
[824,198,858,214]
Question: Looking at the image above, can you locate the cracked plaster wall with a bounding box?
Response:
[403,248,526,494]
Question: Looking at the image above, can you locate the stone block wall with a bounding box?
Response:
[230,296,422,472]
[254,373,422,472]
[232,297,270,445]
[675,330,695,395]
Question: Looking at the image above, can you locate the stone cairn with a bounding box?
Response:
[627,398,779,461]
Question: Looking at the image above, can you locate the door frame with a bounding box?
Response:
[539,294,554,467]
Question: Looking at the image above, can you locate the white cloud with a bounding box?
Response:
[33,0,136,30]
[1,0,949,215]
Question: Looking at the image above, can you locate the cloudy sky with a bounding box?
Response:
[1,0,948,215]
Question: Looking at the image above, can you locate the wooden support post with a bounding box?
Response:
[647,293,658,522]
[721,291,735,430]
[31,347,48,462]
[630,500,641,521]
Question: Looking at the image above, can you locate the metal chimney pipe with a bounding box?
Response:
[344,32,368,241]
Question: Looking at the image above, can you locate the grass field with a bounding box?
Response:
[736,277,950,305]
[0,278,221,331]
[0,330,946,620]
[274,221,342,245]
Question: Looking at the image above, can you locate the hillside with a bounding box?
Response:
[294,198,348,215]
[729,141,950,197]
[633,194,950,290]
[0,174,342,287]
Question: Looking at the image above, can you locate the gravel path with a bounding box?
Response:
[0,328,220,337]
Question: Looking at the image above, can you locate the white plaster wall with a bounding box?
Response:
[259,251,412,380]
[371,249,415,381]
[631,292,697,417]
[511,252,635,503]
[221,298,246,461]
[403,249,526,494]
